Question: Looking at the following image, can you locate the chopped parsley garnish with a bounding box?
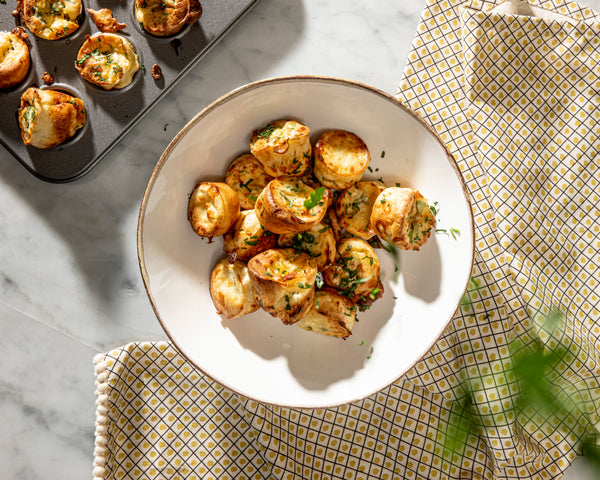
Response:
[431,201,459,240]
[382,241,400,281]
[255,124,277,140]
[437,228,461,240]
[292,232,315,252]
[279,191,293,208]
[239,178,253,192]
[304,187,326,210]
[344,197,362,218]
[429,201,439,217]
[22,106,36,128]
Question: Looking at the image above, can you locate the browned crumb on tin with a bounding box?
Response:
[150,64,162,80]
[41,72,54,85]
[87,8,127,33]
[11,27,28,41]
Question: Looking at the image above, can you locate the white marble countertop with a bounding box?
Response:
[0,0,596,478]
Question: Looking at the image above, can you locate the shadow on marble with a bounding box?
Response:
[0,0,306,337]
[0,304,97,480]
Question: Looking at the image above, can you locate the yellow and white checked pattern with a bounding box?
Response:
[94,1,600,479]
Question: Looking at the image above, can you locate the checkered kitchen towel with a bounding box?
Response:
[93,1,600,478]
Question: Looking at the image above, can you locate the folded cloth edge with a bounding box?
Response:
[93,353,109,480]
[492,0,579,22]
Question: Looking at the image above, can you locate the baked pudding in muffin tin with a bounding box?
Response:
[17,86,86,148]
[135,0,202,37]
[75,33,140,90]
[0,30,31,89]
[17,0,84,40]
[0,0,260,182]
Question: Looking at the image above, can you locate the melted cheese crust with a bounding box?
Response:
[0,31,30,89]
[22,0,82,40]
[209,258,259,319]
[313,130,370,189]
[75,33,140,90]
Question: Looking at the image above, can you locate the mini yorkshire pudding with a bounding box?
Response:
[18,87,86,149]
[370,187,436,251]
[277,222,336,271]
[313,129,370,189]
[295,287,356,338]
[188,181,240,241]
[254,176,332,235]
[247,248,317,325]
[322,237,381,302]
[250,119,312,177]
[224,153,273,210]
[0,30,30,89]
[135,0,202,37]
[75,33,140,90]
[209,258,259,319]
[19,0,82,40]
[223,209,277,263]
[335,180,386,240]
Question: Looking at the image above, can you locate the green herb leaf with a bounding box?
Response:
[382,241,400,281]
[304,187,326,210]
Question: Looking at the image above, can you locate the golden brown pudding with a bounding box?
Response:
[0,30,30,89]
[18,87,86,149]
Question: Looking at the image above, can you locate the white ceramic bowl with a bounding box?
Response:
[138,76,474,408]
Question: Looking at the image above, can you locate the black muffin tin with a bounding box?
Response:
[0,0,259,182]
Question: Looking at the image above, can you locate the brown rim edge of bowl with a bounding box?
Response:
[136,74,476,409]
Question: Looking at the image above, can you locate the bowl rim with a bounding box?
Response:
[137,74,475,408]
